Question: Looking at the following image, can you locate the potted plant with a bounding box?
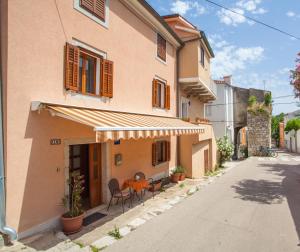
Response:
[178,166,186,181]
[61,172,85,234]
[171,167,181,183]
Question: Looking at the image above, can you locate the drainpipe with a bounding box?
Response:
[176,43,184,165]
[0,14,18,240]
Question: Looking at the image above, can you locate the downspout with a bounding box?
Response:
[176,43,184,165]
[0,4,18,240]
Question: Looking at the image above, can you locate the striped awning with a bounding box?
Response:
[40,104,204,142]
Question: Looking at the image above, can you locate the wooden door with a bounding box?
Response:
[204,149,209,173]
[89,143,102,208]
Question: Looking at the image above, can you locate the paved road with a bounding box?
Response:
[106,151,300,252]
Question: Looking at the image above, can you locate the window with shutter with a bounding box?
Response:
[153,78,169,109]
[64,43,113,98]
[157,34,166,62]
[152,140,170,166]
[80,0,105,21]
[65,43,79,91]
[164,84,170,110]
[152,79,158,107]
[101,59,113,98]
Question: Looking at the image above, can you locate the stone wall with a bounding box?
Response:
[247,112,271,155]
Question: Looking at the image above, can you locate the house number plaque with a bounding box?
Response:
[50,139,61,145]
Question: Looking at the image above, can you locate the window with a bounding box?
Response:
[79,52,96,95]
[200,46,205,67]
[152,141,170,166]
[80,0,106,21]
[205,105,212,116]
[152,79,170,109]
[65,43,113,98]
[181,97,189,119]
[157,34,166,62]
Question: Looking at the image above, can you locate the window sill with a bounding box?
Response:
[66,90,111,100]
[156,56,167,65]
[154,161,169,168]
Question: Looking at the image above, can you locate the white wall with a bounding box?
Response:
[206,83,234,142]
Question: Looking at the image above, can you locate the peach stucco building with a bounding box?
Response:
[0,0,217,239]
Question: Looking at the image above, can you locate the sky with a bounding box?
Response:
[147,0,300,115]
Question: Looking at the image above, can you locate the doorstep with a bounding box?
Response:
[0,160,244,252]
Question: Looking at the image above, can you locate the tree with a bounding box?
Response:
[271,113,284,146]
[285,118,300,133]
[216,136,234,167]
[291,52,300,98]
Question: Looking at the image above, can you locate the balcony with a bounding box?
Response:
[179,77,217,102]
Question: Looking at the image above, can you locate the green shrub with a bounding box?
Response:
[285,118,300,133]
[248,95,257,107]
[264,93,272,106]
[217,136,234,167]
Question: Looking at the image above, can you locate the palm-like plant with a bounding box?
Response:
[62,172,85,218]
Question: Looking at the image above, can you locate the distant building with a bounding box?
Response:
[205,76,234,143]
[284,109,300,152]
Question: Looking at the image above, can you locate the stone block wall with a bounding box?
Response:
[247,112,271,155]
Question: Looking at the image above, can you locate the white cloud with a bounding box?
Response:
[210,37,264,77]
[252,8,267,14]
[217,0,266,26]
[170,0,206,16]
[286,11,296,17]
[217,8,247,26]
[170,0,190,15]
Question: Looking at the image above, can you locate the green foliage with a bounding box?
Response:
[179,183,185,188]
[247,102,271,117]
[285,118,300,133]
[74,241,84,248]
[271,113,284,146]
[108,226,122,240]
[290,53,300,98]
[248,95,257,107]
[62,172,84,218]
[217,136,234,167]
[172,166,185,174]
[239,145,248,158]
[264,93,272,106]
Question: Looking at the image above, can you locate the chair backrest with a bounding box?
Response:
[108,178,120,196]
[134,172,146,181]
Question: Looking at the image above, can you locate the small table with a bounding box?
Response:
[123,179,149,203]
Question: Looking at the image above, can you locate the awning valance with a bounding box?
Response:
[34,103,204,142]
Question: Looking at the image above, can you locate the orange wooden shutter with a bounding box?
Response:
[80,0,94,12]
[166,141,171,161]
[101,59,113,98]
[65,43,79,91]
[94,0,105,20]
[164,84,170,110]
[80,0,105,20]
[152,143,157,166]
[204,149,209,173]
[152,79,158,107]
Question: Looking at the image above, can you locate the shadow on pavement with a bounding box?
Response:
[232,162,300,243]
[231,179,284,204]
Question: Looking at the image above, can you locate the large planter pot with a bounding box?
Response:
[61,213,84,235]
[179,173,185,181]
[171,173,180,183]
[149,181,162,192]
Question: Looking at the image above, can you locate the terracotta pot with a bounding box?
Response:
[61,213,84,235]
[179,173,185,181]
[149,181,162,192]
[171,173,180,183]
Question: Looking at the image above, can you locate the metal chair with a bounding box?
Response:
[107,178,131,213]
[134,172,154,199]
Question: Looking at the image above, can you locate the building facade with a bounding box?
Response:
[205,76,234,143]
[284,110,300,152]
[0,0,217,239]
